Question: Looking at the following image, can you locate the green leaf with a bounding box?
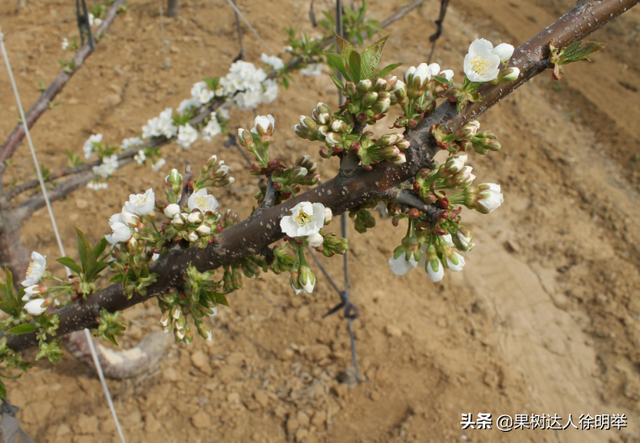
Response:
[87,261,109,280]
[348,50,362,83]
[375,62,403,79]
[336,34,354,62]
[0,380,6,398]
[215,293,230,307]
[282,76,289,90]
[2,267,16,306]
[56,257,83,275]
[361,35,390,79]
[106,335,119,346]
[91,238,109,260]
[325,53,350,81]
[109,274,124,283]
[329,74,345,91]
[74,227,94,271]
[140,264,149,279]
[6,324,36,335]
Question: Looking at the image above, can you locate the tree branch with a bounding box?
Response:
[12,159,133,222]
[4,0,636,353]
[0,0,127,179]
[383,188,436,216]
[6,0,429,201]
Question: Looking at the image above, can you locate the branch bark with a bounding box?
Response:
[4,0,636,353]
[0,0,127,180]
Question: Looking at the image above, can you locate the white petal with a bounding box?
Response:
[388,252,418,276]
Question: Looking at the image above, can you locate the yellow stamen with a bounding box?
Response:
[294,210,312,226]
[470,54,494,75]
[26,260,38,277]
[194,196,207,209]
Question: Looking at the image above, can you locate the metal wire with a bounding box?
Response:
[0,24,127,443]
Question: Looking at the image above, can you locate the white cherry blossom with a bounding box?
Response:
[191,81,214,104]
[261,53,284,70]
[202,116,222,142]
[280,202,325,238]
[300,63,323,77]
[478,183,504,213]
[188,189,219,213]
[464,39,501,82]
[25,299,47,316]
[83,134,103,159]
[251,115,275,134]
[124,188,155,216]
[105,213,133,244]
[23,285,43,301]
[22,252,46,287]
[177,124,198,148]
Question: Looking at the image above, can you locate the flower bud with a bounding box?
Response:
[307,232,324,248]
[498,67,520,83]
[390,153,407,165]
[171,305,183,320]
[299,115,316,131]
[238,128,254,148]
[324,207,333,224]
[299,264,316,294]
[187,231,199,242]
[456,121,480,140]
[172,214,185,228]
[345,81,357,96]
[197,323,213,341]
[362,91,378,107]
[160,311,171,327]
[492,43,514,63]
[331,119,348,133]
[187,212,203,224]
[356,79,372,94]
[325,132,342,147]
[164,203,181,219]
[196,223,212,236]
[291,166,308,180]
[372,77,388,92]
[372,98,391,115]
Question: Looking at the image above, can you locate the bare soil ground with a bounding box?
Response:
[1,0,640,442]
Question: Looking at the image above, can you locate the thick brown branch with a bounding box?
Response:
[4,0,636,353]
[0,0,126,176]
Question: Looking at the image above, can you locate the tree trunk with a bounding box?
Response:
[167,0,179,18]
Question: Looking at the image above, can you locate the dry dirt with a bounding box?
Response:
[1,0,640,442]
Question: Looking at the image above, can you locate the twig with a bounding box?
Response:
[383,188,437,217]
[427,0,449,64]
[0,0,127,177]
[13,159,133,222]
[231,0,245,62]
[8,102,220,201]
[178,165,192,207]
[260,176,277,208]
